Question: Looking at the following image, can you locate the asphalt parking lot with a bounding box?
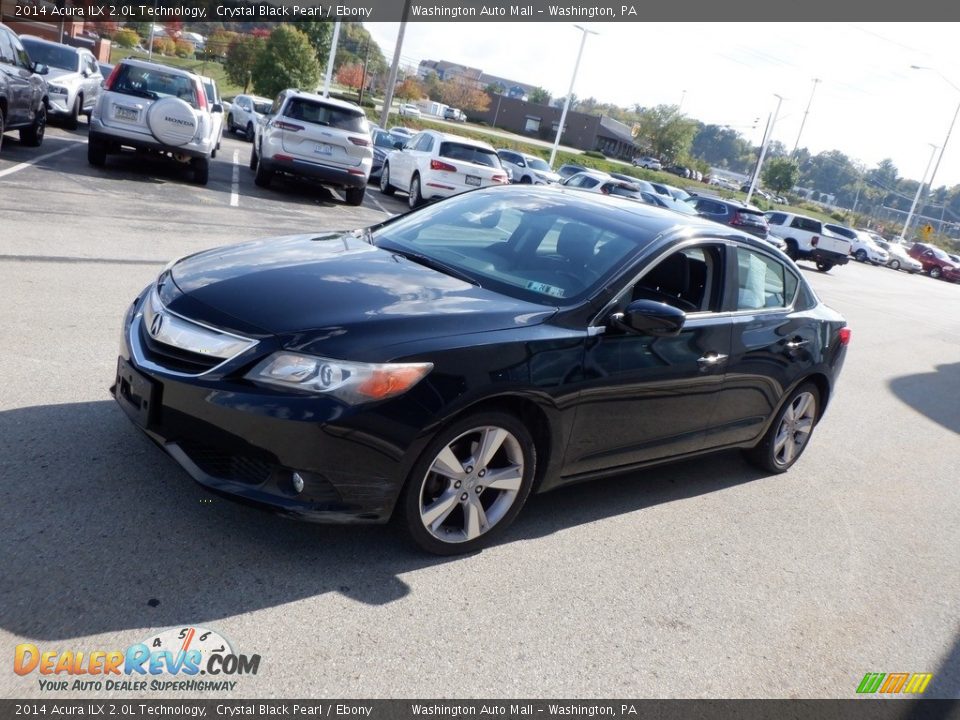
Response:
[1,124,958,699]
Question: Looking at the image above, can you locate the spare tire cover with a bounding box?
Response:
[147,97,199,147]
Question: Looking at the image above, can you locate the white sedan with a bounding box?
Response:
[379,130,509,209]
[875,239,923,273]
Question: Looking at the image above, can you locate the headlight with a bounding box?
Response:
[246,352,433,404]
[48,85,68,95]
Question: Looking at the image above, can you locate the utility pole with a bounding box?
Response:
[900,143,939,242]
[358,41,371,105]
[746,94,784,205]
[379,0,412,129]
[792,78,820,155]
[322,21,341,98]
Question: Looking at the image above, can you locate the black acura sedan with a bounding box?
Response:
[113,186,849,554]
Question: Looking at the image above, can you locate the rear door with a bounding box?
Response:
[0,28,32,126]
[709,244,813,447]
[81,52,101,111]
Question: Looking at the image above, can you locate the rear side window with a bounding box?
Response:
[111,64,199,108]
[695,199,727,216]
[790,216,821,233]
[735,248,798,310]
[440,142,501,168]
[766,212,787,225]
[282,98,366,132]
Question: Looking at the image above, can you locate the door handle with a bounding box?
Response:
[697,352,728,366]
[785,338,809,349]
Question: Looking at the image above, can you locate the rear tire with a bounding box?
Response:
[249,145,258,171]
[254,156,272,187]
[0,105,5,153]
[399,411,536,555]
[245,122,255,142]
[816,261,833,273]
[20,105,45,147]
[854,249,867,262]
[191,157,209,186]
[743,382,820,474]
[889,259,900,271]
[345,186,365,206]
[379,163,395,195]
[87,136,106,167]
[409,173,423,209]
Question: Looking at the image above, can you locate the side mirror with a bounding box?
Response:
[33,63,49,75]
[610,299,686,337]
[212,103,223,113]
[394,141,405,150]
[517,160,526,167]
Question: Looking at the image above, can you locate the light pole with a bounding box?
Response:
[900,143,939,242]
[792,78,820,155]
[321,21,342,98]
[549,24,597,168]
[910,65,960,215]
[678,89,687,113]
[746,94,784,205]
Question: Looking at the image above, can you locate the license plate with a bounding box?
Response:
[114,106,139,122]
[465,175,481,186]
[114,357,158,429]
[314,143,333,156]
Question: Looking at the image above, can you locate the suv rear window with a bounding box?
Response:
[283,98,366,131]
[440,142,501,168]
[790,216,821,232]
[111,64,199,108]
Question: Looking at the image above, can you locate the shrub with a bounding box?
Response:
[583,150,606,159]
[830,211,848,223]
[114,29,139,48]
[174,40,195,58]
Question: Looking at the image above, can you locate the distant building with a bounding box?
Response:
[418,59,534,100]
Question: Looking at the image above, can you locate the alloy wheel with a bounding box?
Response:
[418,425,525,544]
[773,391,816,467]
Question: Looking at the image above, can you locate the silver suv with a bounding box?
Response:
[226,93,272,142]
[88,58,219,185]
[19,35,101,130]
[250,89,372,206]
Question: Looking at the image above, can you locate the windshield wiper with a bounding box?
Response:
[388,247,479,286]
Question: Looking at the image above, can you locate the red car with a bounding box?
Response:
[908,243,960,282]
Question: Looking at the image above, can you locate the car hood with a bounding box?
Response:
[167,233,555,357]
[45,68,83,86]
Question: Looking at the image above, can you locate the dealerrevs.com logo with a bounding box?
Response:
[14,626,260,692]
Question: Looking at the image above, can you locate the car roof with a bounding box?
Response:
[698,194,763,212]
[21,35,80,50]
[430,131,495,150]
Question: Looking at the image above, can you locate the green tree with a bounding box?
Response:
[251,26,321,98]
[528,87,551,105]
[114,28,139,49]
[225,35,265,94]
[423,71,444,101]
[634,104,698,162]
[762,157,800,194]
[690,123,751,171]
[298,22,332,66]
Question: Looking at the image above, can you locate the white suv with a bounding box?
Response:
[227,94,272,142]
[20,35,101,130]
[250,89,372,206]
[88,58,218,185]
[380,130,508,209]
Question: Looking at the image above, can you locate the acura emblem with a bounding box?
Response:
[150,312,164,337]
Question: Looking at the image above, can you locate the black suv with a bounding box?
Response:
[0,23,48,150]
[687,194,769,239]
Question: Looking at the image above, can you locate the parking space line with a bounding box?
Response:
[0,144,79,179]
[367,190,392,216]
[230,150,240,207]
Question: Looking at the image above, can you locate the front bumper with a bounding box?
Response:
[111,295,421,523]
[46,89,75,116]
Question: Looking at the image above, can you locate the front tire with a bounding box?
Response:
[930,267,942,279]
[0,105,6,153]
[249,145,258,171]
[379,163,395,195]
[20,105,45,147]
[408,173,423,209]
[245,122,255,142]
[816,260,833,273]
[743,383,820,474]
[254,155,272,187]
[854,249,867,262]
[399,412,537,555]
[66,95,81,130]
[889,259,901,271]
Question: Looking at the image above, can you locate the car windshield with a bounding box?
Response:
[284,98,367,131]
[110,65,198,107]
[372,190,649,305]
[21,40,78,72]
[439,142,501,168]
[929,247,949,260]
[527,157,551,172]
[253,100,273,114]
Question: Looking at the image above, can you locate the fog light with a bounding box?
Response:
[292,472,305,494]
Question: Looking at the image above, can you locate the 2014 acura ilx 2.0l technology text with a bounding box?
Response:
[112,187,849,555]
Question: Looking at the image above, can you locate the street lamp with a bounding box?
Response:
[792,78,820,155]
[678,89,687,113]
[549,24,597,168]
[910,65,960,228]
[745,93,784,205]
[900,143,939,242]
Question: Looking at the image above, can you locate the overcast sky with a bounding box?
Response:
[364,21,960,187]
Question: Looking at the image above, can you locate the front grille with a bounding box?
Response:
[177,440,274,486]
[139,321,222,374]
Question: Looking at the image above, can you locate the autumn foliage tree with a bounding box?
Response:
[335,63,364,93]
[394,77,424,102]
[439,77,490,113]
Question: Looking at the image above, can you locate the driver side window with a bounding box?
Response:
[630,246,723,313]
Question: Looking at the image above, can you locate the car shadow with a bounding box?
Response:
[0,400,768,641]
[888,362,960,434]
